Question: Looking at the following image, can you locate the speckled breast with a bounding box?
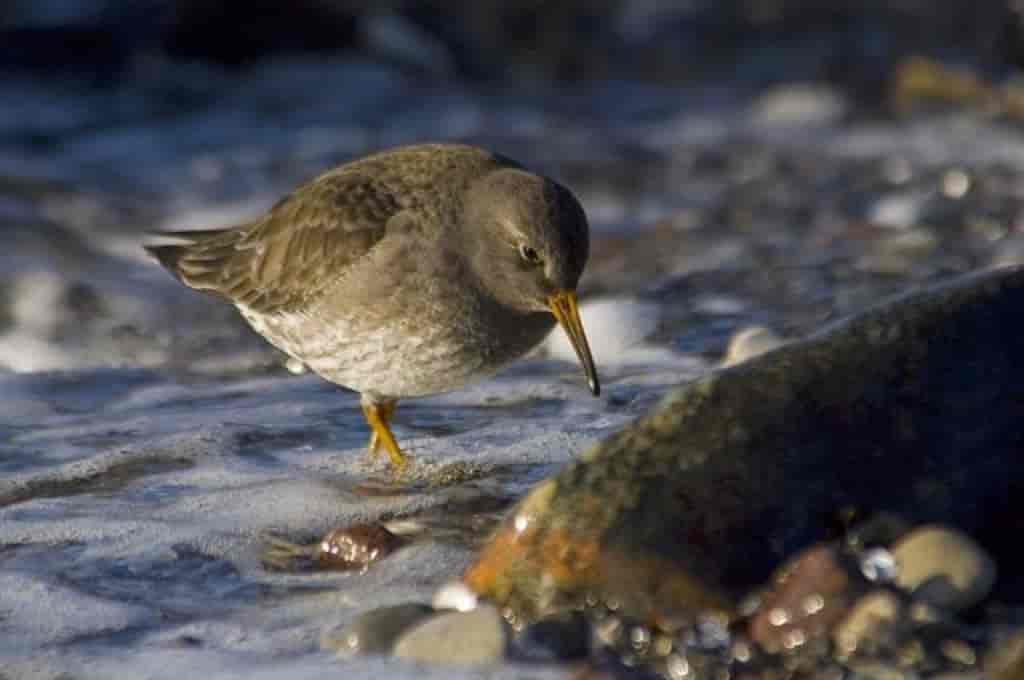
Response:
[237,292,556,400]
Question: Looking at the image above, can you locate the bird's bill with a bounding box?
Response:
[547,289,600,396]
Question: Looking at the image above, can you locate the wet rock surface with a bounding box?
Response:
[468,266,1024,618]
[458,266,1024,676]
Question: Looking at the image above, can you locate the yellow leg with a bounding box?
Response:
[366,400,397,455]
[361,398,406,470]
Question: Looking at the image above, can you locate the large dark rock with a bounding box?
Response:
[465,266,1024,623]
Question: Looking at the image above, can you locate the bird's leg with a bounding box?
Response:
[361,397,405,469]
[366,399,397,455]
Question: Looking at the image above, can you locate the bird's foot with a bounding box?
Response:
[361,399,407,471]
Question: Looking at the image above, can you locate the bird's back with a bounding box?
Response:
[145,143,516,313]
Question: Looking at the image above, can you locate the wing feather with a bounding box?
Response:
[145,171,404,314]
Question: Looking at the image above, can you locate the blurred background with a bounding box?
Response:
[4,0,1024,86]
[5,0,1024,374]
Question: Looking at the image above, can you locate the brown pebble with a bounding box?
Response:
[748,545,856,653]
[317,523,403,570]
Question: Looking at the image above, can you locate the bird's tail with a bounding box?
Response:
[143,227,246,294]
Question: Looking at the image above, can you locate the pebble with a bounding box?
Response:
[284,357,307,374]
[890,526,996,612]
[321,603,435,657]
[721,325,784,367]
[751,83,849,127]
[432,580,479,612]
[316,523,403,570]
[748,545,854,652]
[513,610,590,661]
[869,191,926,230]
[393,604,509,665]
[832,590,902,657]
[941,169,971,199]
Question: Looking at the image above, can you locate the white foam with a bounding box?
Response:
[0,572,156,652]
[544,296,663,366]
[0,343,701,678]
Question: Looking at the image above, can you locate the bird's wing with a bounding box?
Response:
[145,171,406,314]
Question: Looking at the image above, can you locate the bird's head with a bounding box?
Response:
[460,168,599,396]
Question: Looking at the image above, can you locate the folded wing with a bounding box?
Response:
[145,171,405,314]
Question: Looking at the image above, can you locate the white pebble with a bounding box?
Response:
[432,580,479,612]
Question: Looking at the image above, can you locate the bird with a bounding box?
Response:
[145,143,600,471]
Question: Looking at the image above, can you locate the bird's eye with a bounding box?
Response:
[519,244,542,265]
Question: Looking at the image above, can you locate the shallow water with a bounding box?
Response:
[3,55,1024,677]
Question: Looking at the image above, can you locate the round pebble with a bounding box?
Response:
[860,548,898,584]
[316,523,403,570]
[748,544,853,652]
[721,326,784,367]
[432,580,479,612]
[891,525,996,612]
[393,604,509,666]
[284,357,307,374]
[513,610,590,661]
[751,83,849,127]
[832,590,902,657]
[321,603,435,657]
